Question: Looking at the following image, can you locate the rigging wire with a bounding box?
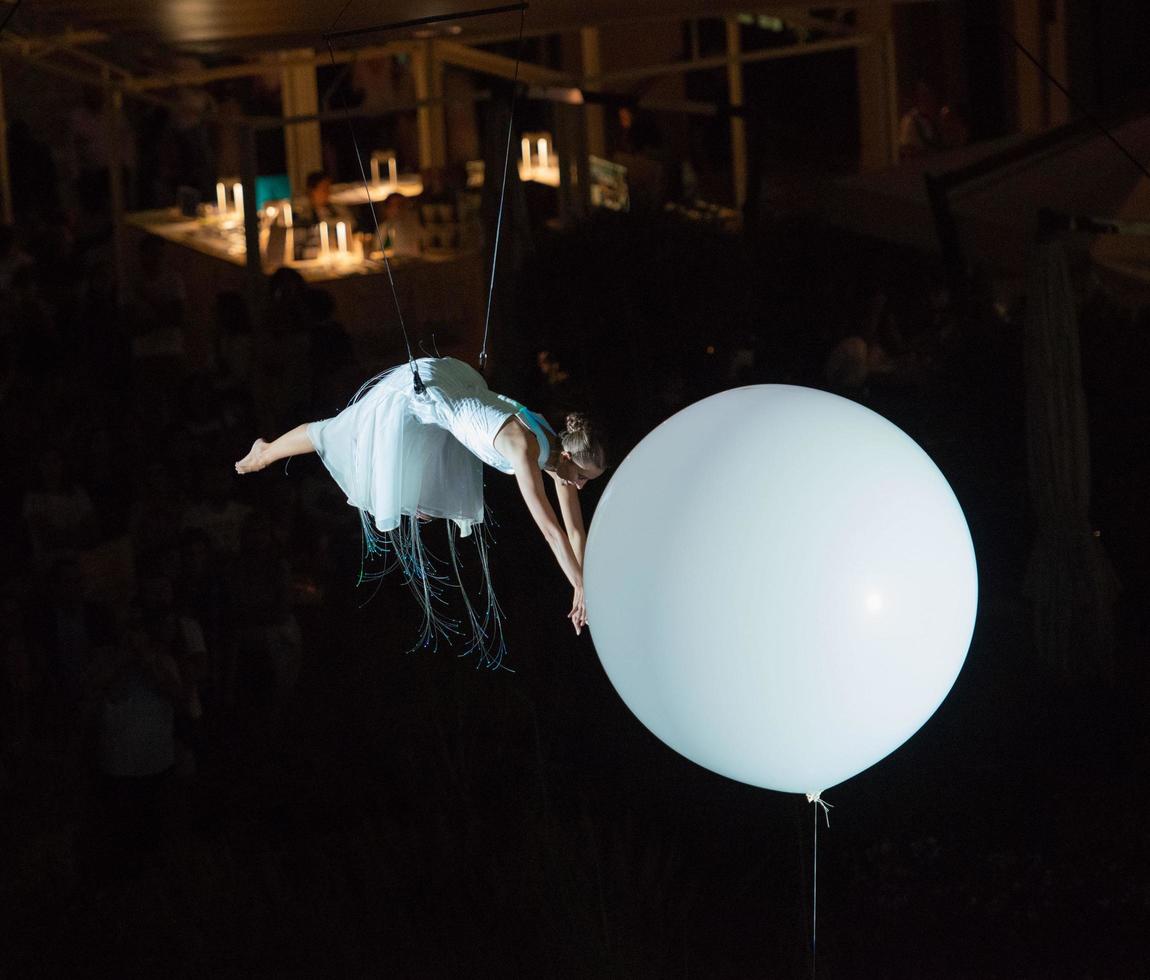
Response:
[995,19,1150,182]
[479,5,527,372]
[322,2,528,388]
[323,35,425,393]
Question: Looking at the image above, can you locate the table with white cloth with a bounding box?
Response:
[124,208,485,369]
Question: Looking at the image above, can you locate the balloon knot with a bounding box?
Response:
[806,791,833,826]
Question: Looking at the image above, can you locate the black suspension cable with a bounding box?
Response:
[326,3,527,45]
[322,2,529,389]
[994,19,1150,182]
[324,38,425,393]
[479,6,526,373]
[0,0,25,34]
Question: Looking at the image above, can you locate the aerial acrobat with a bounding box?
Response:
[235,356,606,649]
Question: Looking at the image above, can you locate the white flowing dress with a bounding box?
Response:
[307,356,554,665]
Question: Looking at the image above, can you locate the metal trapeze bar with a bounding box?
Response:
[324,2,527,44]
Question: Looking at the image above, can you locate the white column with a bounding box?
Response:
[580,27,606,159]
[413,41,446,170]
[279,49,323,193]
[856,3,899,170]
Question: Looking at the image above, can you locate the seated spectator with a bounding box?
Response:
[899,81,943,159]
[380,191,422,256]
[292,169,356,231]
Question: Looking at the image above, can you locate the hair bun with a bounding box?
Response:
[559,411,606,470]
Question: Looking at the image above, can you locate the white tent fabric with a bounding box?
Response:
[1022,240,1120,680]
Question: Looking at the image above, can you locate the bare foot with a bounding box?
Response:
[235,439,271,474]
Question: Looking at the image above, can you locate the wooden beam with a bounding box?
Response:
[856,2,898,170]
[0,36,180,109]
[129,41,420,90]
[587,33,873,88]
[247,91,493,131]
[24,29,110,48]
[457,1,900,46]
[434,39,572,87]
[775,9,859,38]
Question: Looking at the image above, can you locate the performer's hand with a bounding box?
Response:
[569,584,586,635]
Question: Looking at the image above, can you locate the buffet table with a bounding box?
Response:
[124,204,485,369]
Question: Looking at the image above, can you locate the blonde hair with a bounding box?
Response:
[560,412,606,471]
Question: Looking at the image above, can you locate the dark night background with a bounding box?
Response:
[2,2,1149,977]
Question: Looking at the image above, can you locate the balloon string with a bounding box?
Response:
[805,792,832,979]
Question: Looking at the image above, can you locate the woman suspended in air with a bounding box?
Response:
[235,356,606,666]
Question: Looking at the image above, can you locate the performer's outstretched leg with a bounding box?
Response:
[235,423,315,474]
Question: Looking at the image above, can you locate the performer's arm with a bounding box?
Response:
[553,480,586,568]
[509,453,587,633]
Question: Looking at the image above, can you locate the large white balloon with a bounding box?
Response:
[585,385,977,795]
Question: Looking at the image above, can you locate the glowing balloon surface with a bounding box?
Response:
[584,385,977,794]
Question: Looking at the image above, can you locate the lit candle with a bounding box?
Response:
[521,137,531,171]
[336,220,348,256]
[233,182,244,219]
[284,227,294,265]
[319,221,330,258]
[538,138,549,170]
[283,201,292,228]
[388,157,398,186]
[216,181,227,214]
[371,156,381,185]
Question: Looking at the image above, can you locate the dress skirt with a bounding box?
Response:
[308,357,520,665]
[309,356,519,538]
